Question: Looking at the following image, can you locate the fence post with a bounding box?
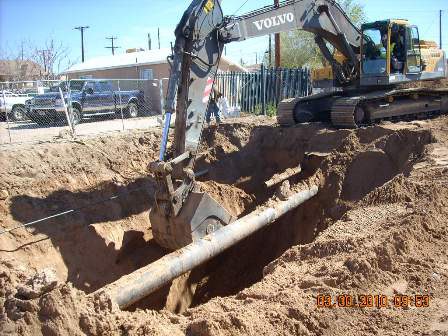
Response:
[59,86,74,135]
[308,68,312,95]
[249,73,253,113]
[67,80,75,135]
[261,64,266,116]
[159,79,165,117]
[2,90,12,143]
[117,80,125,131]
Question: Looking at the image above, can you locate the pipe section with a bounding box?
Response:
[94,185,318,309]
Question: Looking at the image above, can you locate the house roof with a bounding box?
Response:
[65,48,171,74]
[244,63,262,73]
[64,48,247,74]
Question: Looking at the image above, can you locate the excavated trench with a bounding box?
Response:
[3,122,434,315]
[127,123,434,312]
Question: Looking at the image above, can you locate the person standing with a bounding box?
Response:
[206,87,222,124]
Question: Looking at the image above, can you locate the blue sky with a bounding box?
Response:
[0,0,447,71]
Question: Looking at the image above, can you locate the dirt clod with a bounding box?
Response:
[16,268,59,300]
[0,189,8,200]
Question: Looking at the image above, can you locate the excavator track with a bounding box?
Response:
[330,97,360,128]
[277,90,343,126]
[277,87,448,129]
[277,98,300,126]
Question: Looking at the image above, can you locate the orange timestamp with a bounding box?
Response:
[316,294,430,309]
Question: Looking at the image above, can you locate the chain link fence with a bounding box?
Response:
[0,78,167,144]
[0,69,310,145]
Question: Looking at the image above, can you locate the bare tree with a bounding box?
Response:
[1,38,75,81]
[30,39,75,79]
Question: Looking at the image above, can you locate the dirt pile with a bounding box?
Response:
[1,115,448,335]
[0,130,163,294]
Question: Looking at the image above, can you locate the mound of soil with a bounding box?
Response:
[1,115,448,335]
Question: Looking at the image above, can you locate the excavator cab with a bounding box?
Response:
[361,20,419,85]
[360,19,446,86]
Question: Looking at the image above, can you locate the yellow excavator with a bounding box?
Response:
[278,18,448,127]
[151,1,448,250]
[96,0,448,309]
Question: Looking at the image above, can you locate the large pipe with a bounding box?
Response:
[265,165,302,188]
[94,185,319,309]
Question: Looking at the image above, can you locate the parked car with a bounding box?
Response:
[0,91,32,121]
[26,80,145,126]
[20,87,51,96]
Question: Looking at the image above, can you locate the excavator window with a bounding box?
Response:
[390,24,406,74]
[405,26,422,73]
[362,28,387,75]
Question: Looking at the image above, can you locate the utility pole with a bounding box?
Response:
[255,52,258,64]
[148,33,152,50]
[440,10,443,49]
[74,26,89,62]
[274,0,280,68]
[105,36,121,55]
[158,28,161,49]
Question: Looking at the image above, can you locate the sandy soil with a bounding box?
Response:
[0,114,447,335]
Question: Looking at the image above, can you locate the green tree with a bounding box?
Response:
[273,0,366,69]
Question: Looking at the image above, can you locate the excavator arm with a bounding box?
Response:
[149,0,362,250]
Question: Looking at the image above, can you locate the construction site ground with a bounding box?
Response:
[0,113,447,335]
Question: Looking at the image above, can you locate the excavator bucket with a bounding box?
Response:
[150,191,235,250]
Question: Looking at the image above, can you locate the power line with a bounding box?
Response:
[232,0,250,16]
[422,20,437,37]
[105,36,121,55]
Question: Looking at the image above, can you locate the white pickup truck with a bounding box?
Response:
[0,91,31,121]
